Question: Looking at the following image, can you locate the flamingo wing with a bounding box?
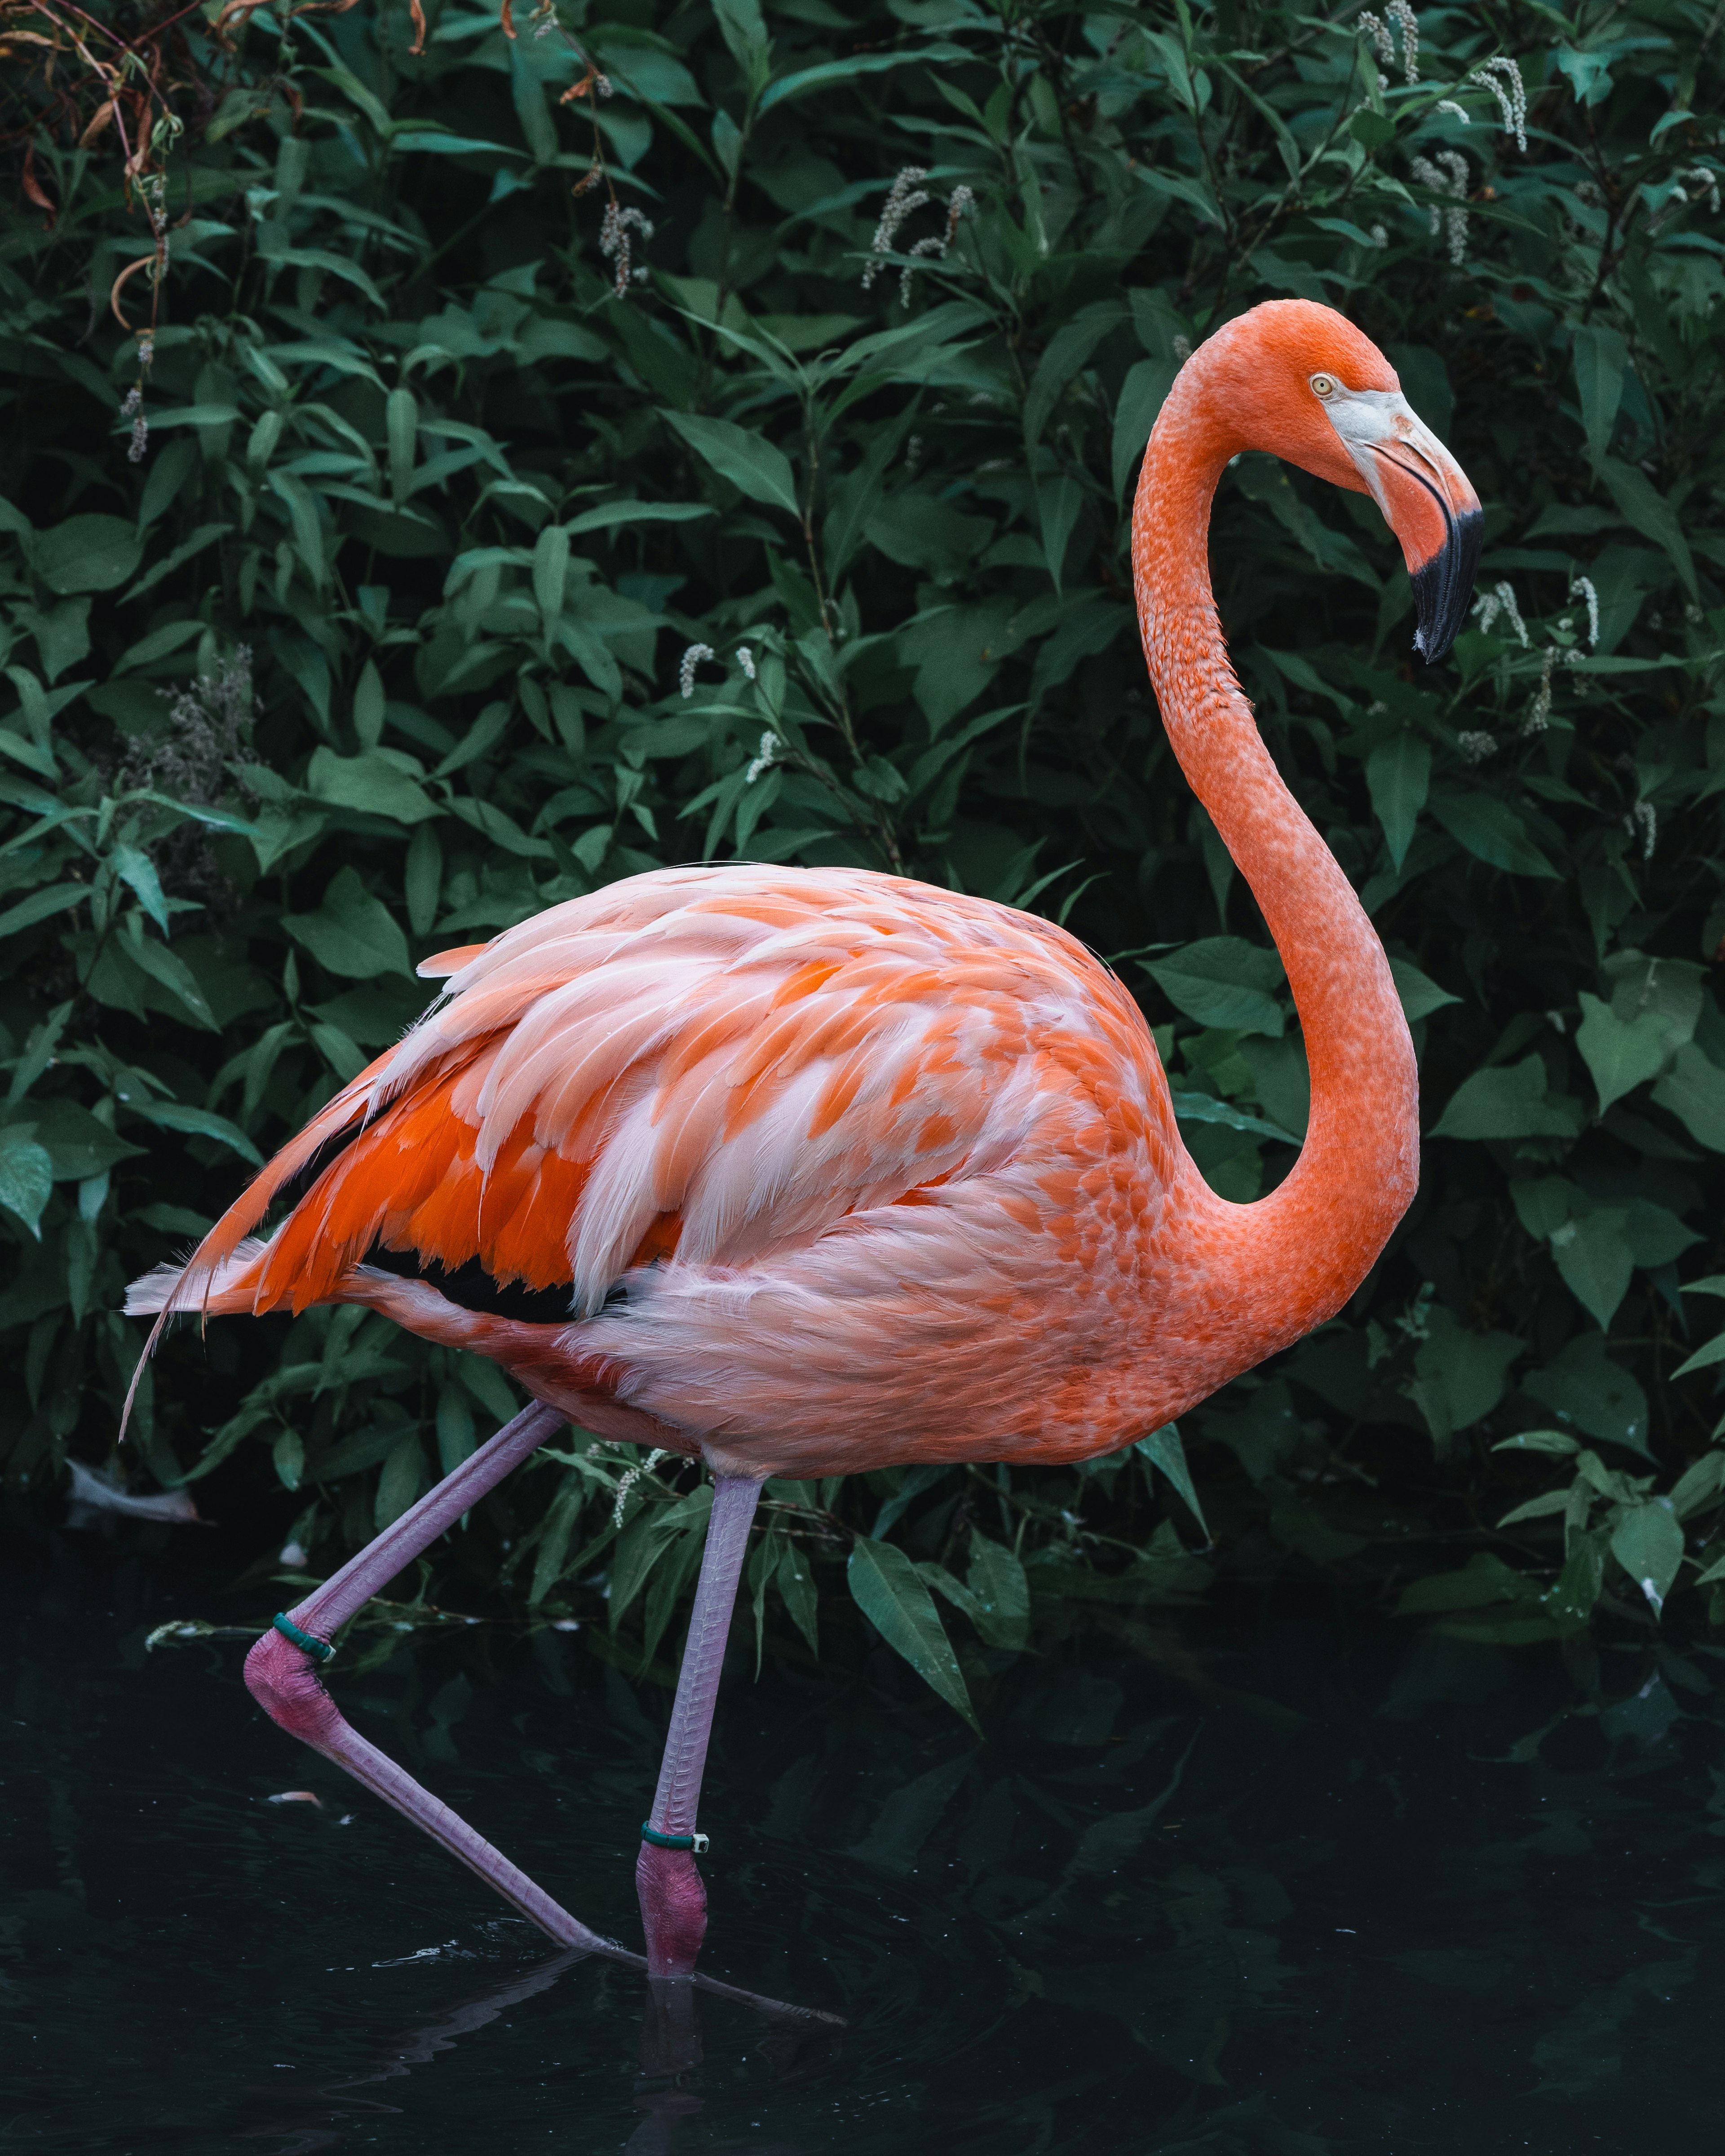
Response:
[143,867,1169,1332]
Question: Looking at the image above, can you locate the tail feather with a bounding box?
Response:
[123,1235,274,1318]
[118,1234,276,1449]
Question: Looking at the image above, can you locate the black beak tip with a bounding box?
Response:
[1410,507,1484,667]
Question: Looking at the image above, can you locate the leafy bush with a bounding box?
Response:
[4,0,1725,1714]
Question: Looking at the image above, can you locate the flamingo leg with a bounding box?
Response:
[243,1399,622,1957]
[635,1474,763,1977]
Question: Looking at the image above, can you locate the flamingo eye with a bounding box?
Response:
[1311,373,1338,399]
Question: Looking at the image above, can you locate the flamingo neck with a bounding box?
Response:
[1131,384,1419,1364]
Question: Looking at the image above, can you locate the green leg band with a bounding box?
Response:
[272,1612,335,1664]
[641,1821,709,1854]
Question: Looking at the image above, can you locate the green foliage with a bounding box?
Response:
[4,0,1725,1703]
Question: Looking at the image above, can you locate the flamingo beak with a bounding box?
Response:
[1322,390,1482,664]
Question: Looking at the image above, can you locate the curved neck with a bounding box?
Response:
[1132,378,1419,1359]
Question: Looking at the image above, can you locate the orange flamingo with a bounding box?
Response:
[126,299,1479,1986]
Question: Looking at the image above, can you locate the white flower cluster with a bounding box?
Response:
[1624,800,1657,861]
[1456,730,1499,764]
[1523,648,1556,735]
[862,169,977,304]
[1470,57,1528,153]
[1473,580,1529,647]
[744,730,778,784]
[121,383,148,465]
[1358,1,1419,83]
[679,642,715,699]
[599,202,654,297]
[1568,572,1601,648]
[736,644,757,681]
[611,1448,668,1529]
[1410,150,1470,264]
[1679,164,1721,214]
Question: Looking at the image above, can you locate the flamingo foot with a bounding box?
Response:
[635,1843,708,1978]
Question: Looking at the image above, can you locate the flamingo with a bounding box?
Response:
[125,298,1479,1987]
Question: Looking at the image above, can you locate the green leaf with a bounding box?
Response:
[1387,956,1460,1025]
[31,515,144,595]
[1525,1334,1653,1460]
[1169,1091,1297,1144]
[1024,300,1129,447]
[1576,991,1667,1113]
[662,412,800,517]
[306,748,439,824]
[1549,1208,1633,1331]
[1597,457,1698,598]
[1651,1044,1725,1152]
[1491,1430,1580,1458]
[1670,1329,1725,1381]
[1669,1449,1725,1521]
[1429,1054,1581,1141]
[563,500,715,537]
[1406,1307,1523,1454]
[1035,474,1086,592]
[117,928,220,1031]
[1609,1498,1684,1617]
[758,44,968,112]
[1571,325,1628,465]
[1366,734,1430,871]
[1427,792,1560,878]
[273,1429,305,1493]
[1112,357,1179,499]
[283,867,413,980]
[375,1434,428,1530]
[1143,937,1285,1036]
[0,883,87,939]
[1544,1525,1608,1627]
[963,1532,1029,1651]
[1133,1422,1209,1536]
[111,845,172,936]
[1395,1553,1542,1616]
[1496,1488,1573,1528]
[775,1537,820,1656]
[1349,109,1396,149]
[120,1099,265,1166]
[13,1100,146,1182]
[0,1129,54,1238]
[847,1534,979,1733]
[529,1476,588,1606]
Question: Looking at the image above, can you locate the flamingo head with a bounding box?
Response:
[1194,300,1482,664]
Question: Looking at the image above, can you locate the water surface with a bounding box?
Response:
[4,1537,1722,2153]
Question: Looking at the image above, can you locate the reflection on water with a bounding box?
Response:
[4,1533,1723,2153]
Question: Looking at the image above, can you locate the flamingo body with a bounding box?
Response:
[133,862,1317,1479]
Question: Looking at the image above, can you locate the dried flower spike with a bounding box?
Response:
[1410,149,1470,264]
[1473,580,1529,646]
[599,201,654,297]
[862,168,931,291]
[1623,801,1656,861]
[1358,2,1418,84]
[1569,573,1600,648]
[679,643,716,699]
[1469,56,1528,154]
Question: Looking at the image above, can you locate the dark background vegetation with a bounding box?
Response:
[3,0,1725,1721]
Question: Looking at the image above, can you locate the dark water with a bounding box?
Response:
[4,1537,1724,2155]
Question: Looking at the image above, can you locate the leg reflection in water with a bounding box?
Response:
[239,1937,839,2153]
